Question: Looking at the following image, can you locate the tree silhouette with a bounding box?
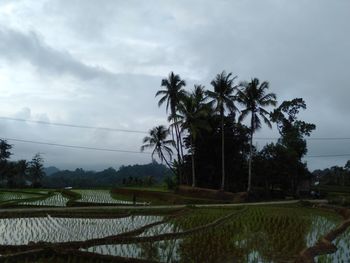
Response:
[29,153,45,187]
[0,140,12,183]
[15,160,28,186]
[238,78,277,192]
[270,98,316,193]
[141,125,175,174]
[178,85,210,187]
[206,71,238,191]
[156,72,187,179]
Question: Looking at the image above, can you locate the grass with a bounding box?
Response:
[111,187,229,205]
[119,184,169,192]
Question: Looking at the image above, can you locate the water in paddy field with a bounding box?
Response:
[0,215,162,244]
[19,192,69,206]
[0,207,349,262]
[73,189,142,204]
[84,208,350,262]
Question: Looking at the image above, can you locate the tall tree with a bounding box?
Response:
[156,72,187,180]
[238,78,277,192]
[29,153,45,187]
[16,160,28,186]
[206,71,238,191]
[178,85,210,187]
[270,98,316,193]
[0,140,12,182]
[141,125,175,174]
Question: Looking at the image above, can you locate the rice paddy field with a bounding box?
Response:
[0,191,39,203]
[19,192,69,207]
[0,189,134,207]
[0,204,349,263]
[72,189,135,205]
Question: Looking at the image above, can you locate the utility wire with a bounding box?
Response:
[0,117,147,134]
[306,154,350,158]
[1,137,150,155]
[1,116,350,140]
[254,137,350,141]
[1,137,349,159]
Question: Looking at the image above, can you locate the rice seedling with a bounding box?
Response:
[0,206,348,263]
[0,191,41,203]
[82,206,348,262]
[19,192,69,207]
[73,189,140,204]
[0,215,163,245]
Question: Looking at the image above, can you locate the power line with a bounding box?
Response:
[254,137,350,141]
[306,154,350,158]
[1,116,350,141]
[2,137,349,159]
[0,117,147,134]
[1,137,151,155]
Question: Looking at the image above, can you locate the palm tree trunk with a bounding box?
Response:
[220,107,225,191]
[190,136,196,188]
[247,130,253,193]
[160,151,176,175]
[171,109,182,184]
[170,124,181,183]
[247,113,254,193]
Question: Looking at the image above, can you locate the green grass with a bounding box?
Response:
[119,185,169,192]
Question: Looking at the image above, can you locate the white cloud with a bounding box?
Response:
[0,0,349,170]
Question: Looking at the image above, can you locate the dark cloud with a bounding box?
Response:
[0,27,114,80]
[0,0,349,170]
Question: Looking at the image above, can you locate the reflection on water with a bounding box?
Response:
[85,207,349,263]
[0,215,162,245]
[316,228,350,263]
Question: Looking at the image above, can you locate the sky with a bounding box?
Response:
[0,0,349,171]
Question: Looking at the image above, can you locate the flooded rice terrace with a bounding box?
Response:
[0,206,349,262]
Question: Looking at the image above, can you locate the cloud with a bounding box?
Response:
[0,0,349,170]
[0,27,115,81]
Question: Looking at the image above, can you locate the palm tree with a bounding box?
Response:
[178,85,210,187]
[206,71,238,191]
[155,72,187,180]
[238,78,277,192]
[141,125,175,173]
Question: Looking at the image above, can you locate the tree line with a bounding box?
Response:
[313,161,350,187]
[0,140,45,187]
[42,162,169,188]
[141,71,316,196]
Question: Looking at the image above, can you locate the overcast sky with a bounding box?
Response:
[0,0,349,171]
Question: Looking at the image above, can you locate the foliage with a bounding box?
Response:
[141,125,175,173]
[42,162,170,188]
[313,161,350,187]
[28,153,46,187]
[237,78,277,192]
[253,98,316,195]
[164,175,177,190]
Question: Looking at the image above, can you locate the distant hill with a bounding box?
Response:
[42,162,170,188]
[44,166,60,176]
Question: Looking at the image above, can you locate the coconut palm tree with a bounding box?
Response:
[238,78,277,192]
[206,71,238,191]
[156,72,187,182]
[141,125,175,173]
[178,85,210,187]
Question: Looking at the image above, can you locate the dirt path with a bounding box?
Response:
[0,199,328,213]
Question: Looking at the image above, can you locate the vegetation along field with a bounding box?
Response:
[0,199,349,263]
